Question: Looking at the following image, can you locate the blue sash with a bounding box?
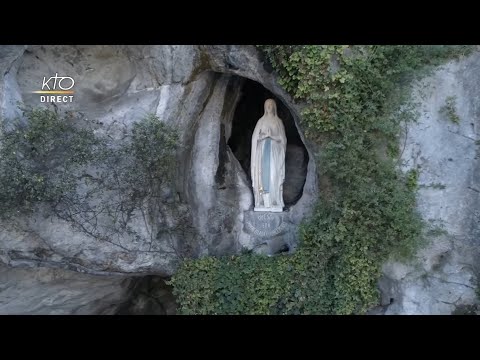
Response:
[261,138,271,193]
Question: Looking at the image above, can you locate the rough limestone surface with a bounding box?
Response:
[116,276,177,315]
[0,45,317,313]
[0,264,132,314]
[379,52,480,314]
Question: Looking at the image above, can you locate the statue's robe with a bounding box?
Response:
[251,100,286,212]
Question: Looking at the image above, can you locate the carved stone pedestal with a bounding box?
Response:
[243,211,294,255]
[243,211,288,238]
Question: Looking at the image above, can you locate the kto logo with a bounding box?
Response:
[32,73,75,103]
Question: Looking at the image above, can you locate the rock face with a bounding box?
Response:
[0,264,133,314]
[116,276,177,315]
[0,45,317,313]
[379,52,480,314]
[0,45,25,121]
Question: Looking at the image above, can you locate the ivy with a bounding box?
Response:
[171,253,294,315]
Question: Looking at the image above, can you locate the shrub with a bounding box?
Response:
[0,107,98,218]
[440,96,461,124]
[0,108,179,250]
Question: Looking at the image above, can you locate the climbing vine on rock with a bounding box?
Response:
[0,108,182,253]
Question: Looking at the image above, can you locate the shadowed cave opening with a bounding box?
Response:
[228,78,309,207]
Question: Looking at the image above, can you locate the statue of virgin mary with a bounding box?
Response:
[251,99,287,212]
